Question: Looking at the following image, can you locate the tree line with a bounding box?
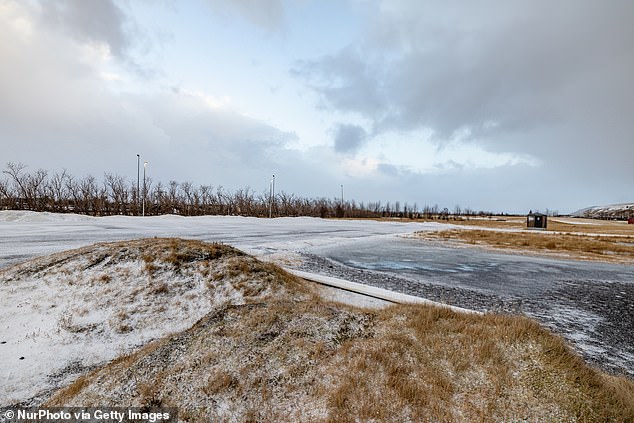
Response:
[0,163,493,219]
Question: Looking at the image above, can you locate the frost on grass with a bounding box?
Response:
[0,238,305,406]
[47,301,634,422]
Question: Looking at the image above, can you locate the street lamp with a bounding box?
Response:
[136,154,140,213]
[269,174,275,218]
[142,161,148,216]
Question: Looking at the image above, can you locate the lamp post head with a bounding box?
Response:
[144,161,148,167]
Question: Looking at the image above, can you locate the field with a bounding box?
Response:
[414,216,634,263]
[2,212,634,420]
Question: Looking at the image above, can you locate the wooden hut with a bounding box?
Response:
[527,211,547,229]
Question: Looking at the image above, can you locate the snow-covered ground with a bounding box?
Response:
[571,202,634,219]
[0,237,317,406]
[550,218,598,225]
[2,211,633,406]
[0,211,444,269]
[0,211,447,406]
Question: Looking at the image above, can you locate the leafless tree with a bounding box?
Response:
[46,170,70,212]
[105,173,129,215]
[3,163,513,221]
[0,176,15,209]
[3,162,29,209]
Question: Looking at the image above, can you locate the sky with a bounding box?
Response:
[1,0,632,214]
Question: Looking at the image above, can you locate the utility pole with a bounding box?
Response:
[341,184,344,205]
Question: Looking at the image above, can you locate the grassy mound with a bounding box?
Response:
[0,238,307,406]
[47,279,634,421]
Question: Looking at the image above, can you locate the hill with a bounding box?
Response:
[571,202,634,220]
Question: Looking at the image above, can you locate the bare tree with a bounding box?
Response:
[0,176,15,209]
[3,162,29,209]
[78,175,98,215]
[105,173,129,215]
[47,170,70,212]
[2,163,499,220]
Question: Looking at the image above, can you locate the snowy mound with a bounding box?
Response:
[571,203,634,219]
[0,238,305,406]
[0,210,97,223]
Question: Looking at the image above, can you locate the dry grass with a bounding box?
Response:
[46,292,634,421]
[323,306,634,422]
[19,237,632,420]
[417,228,634,263]
[447,215,634,235]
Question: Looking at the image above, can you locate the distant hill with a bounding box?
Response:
[571,203,634,220]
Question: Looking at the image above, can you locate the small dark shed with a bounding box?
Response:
[527,211,547,229]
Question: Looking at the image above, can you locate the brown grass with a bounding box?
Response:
[204,369,237,395]
[417,228,634,263]
[447,215,634,235]
[323,306,634,422]
[46,298,634,422]
[35,237,634,420]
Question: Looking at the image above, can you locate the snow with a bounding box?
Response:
[0,244,220,405]
[571,202,634,218]
[288,268,480,315]
[550,218,598,225]
[0,211,447,406]
[0,211,440,270]
[311,283,391,309]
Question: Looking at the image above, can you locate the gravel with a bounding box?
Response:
[296,253,634,378]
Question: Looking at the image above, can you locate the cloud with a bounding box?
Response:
[205,0,285,32]
[293,0,634,182]
[0,2,299,189]
[332,123,367,153]
[292,47,387,120]
[376,163,401,177]
[38,0,132,60]
[1,0,631,212]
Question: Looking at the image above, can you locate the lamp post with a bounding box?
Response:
[142,161,148,216]
[269,174,275,218]
[136,154,140,214]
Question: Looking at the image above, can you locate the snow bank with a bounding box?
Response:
[0,238,305,406]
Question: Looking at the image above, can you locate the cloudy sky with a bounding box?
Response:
[1,0,632,213]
